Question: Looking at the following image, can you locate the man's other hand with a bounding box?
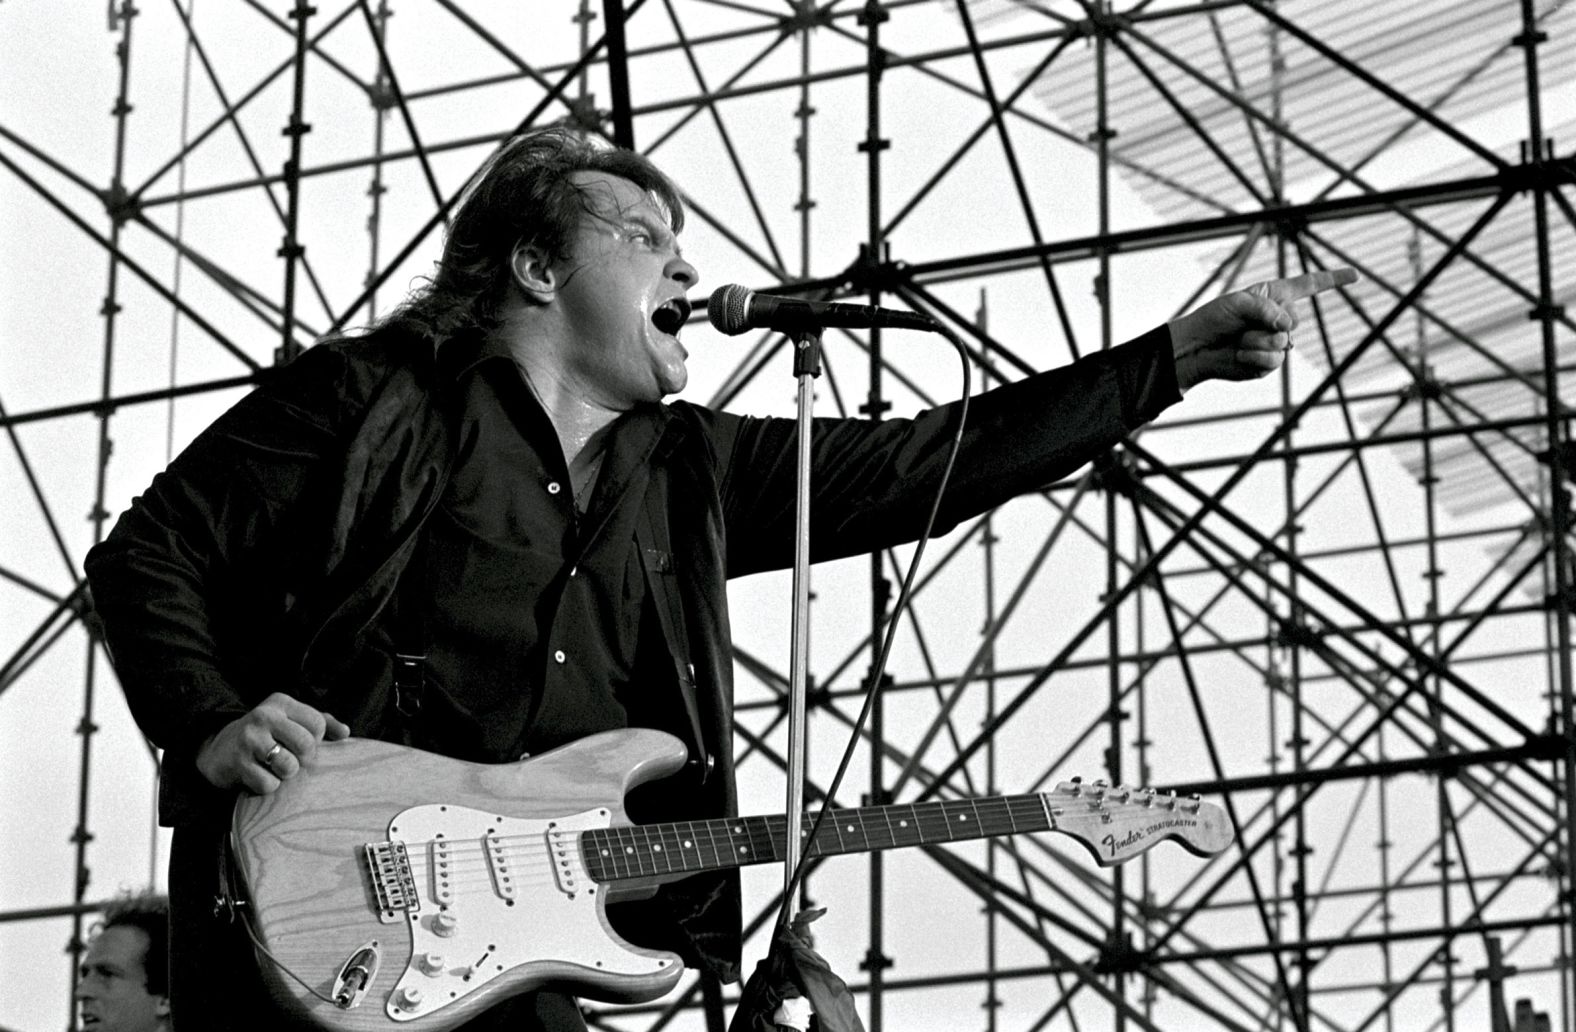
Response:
[1170,268,1359,393]
[195,693,351,793]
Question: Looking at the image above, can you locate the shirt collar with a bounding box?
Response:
[437,327,683,452]
[434,327,504,383]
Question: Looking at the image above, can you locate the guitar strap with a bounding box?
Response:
[390,529,428,720]
[634,471,711,783]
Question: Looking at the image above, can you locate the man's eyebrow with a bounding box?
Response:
[627,212,681,252]
[625,212,666,233]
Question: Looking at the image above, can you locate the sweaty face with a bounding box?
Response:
[547,171,698,408]
[76,926,169,1032]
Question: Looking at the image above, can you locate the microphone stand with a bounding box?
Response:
[777,323,822,1030]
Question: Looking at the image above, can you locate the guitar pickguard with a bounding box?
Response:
[375,804,679,1023]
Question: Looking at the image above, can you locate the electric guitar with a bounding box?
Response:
[230,728,1232,1030]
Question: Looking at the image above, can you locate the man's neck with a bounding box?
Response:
[497,334,618,473]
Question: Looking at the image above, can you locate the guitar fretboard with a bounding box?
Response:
[581,795,1053,883]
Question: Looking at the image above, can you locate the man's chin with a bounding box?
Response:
[657,367,689,397]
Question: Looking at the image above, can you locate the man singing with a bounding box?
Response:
[85,126,1353,1029]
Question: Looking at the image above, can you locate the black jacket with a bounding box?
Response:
[84,320,1181,979]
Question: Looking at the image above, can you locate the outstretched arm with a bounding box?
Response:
[708,268,1358,576]
[1168,268,1359,392]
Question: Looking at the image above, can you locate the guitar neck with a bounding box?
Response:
[581,795,1052,883]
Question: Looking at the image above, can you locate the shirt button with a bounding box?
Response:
[553,650,566,664]
[546,481,562,495]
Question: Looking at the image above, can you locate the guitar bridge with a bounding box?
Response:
[365,840,419,924]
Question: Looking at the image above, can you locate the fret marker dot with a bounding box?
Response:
[625,847,635,854]
[600,849,610,856]
[845,824,855,833]
[957,815,968,822]
[683,840,693,848]
[899,820,909,828]
[653,845,663,852]
[738,846,749,855]
[733,825,743,834]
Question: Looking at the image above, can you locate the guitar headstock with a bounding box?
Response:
[1044,779,1233,866]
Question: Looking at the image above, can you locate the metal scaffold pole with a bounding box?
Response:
[3,3,1574,1030]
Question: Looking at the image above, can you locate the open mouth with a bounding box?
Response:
[651,296,692,338]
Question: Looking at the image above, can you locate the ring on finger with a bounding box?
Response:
[261,741,284,771]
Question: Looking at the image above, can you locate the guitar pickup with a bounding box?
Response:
[365,841,419,924]
[431,836,455,907]
[547,823,580,898]
[484,828,516,902]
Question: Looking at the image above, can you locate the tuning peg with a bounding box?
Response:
[1185,794,1202,814]
[1165,791,1179,811]
[1139,788,1157,808]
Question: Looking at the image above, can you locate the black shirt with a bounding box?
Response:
[378,341,696,1031]
[382,340,677,763]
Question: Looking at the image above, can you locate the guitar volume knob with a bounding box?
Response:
[433,911,459,937]
[418,951,446,975]
[397,985,423,1008]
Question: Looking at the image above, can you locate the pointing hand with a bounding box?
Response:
[1169,268,1359,392]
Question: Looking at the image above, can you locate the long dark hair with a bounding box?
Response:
[393,127,685,339]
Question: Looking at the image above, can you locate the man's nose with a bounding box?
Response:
[668,254,698,289]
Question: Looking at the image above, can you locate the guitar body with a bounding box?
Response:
[231,725,1234,1029]
[231,728,693,1031]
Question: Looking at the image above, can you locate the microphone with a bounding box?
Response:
[707,284,937,336]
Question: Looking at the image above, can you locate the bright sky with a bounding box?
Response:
[2,2,1571,1030]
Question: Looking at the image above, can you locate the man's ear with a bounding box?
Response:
[155,995,171,1020]
[509,242,557,305]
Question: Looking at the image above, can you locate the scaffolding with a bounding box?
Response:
[1,1,1572,1030]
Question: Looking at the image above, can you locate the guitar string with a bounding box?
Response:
[380,795,1078,857]
[374,795,1172,883]
[378,799,1080,895]
[384,806,1042,881]
[392,819,963,895]
[362,799,1205,916]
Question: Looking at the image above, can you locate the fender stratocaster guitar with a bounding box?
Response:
[231,728,1231,1030]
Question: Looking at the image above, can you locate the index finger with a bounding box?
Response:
[274,694,335,741]
[1267,267,1359,303]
